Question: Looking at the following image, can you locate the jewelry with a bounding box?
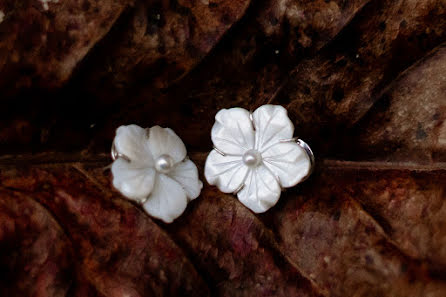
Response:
[204,105,314,213]
[111,125,203,223]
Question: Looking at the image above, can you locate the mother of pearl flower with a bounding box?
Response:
[205,105,313,213]
[111,125,203,223]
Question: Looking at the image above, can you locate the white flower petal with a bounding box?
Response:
[168,159,203,200]
[114,125,153,165]
[111,158,156,202]
[237,165,281,213]
[211,107,255,155]
[262,141,311,188]
[252,105,294,151]
[142,174,188,223]
[204,150,249,193]
[147,126,187,163]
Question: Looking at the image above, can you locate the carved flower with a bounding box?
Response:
[205,105,312,213]
[111,125,203,223]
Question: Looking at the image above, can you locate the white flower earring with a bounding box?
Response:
[111,125,203,223]
[204,105,314,213]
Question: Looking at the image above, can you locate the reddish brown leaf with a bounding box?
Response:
[167,187,324,297]
[0,165,209,297]
[329,168,446,272]
[99,0,370,151]
[82,0,251,94]
[79,161,324,297]
[352,43,446,163]
[277,0,446,155]
[0,0,445,296]
[268,170,446,297]
[0,190,73,297]
[0,0,130,92]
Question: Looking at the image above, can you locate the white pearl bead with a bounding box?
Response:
[242,149,262,167]
[155,154,174,173]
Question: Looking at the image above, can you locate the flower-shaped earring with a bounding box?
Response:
[111,125,203,223]
[204,105,314,213]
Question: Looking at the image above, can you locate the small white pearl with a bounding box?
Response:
[243,149,262,167]
[155,154,174,173]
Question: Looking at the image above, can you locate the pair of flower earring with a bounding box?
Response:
[111,104,314,223]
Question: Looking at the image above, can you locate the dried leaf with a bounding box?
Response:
[0,0,130,92]
[0,190,73,297]
[1,165,209,297]
[268,169,446,297]
[0,0,445,296]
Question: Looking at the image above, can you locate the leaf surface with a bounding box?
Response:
[0,0,446,296]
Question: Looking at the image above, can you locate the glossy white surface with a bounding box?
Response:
[205,105,312,213]
[242,149,262,167]
[155,154,175,174]
[111,125,202,223]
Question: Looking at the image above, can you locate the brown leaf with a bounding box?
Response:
[167,186,323,297]
[277,0,446,155]
[0,0,130,92]
[1,165,209,297]
[352,43,446,163]
[336,168,446,271]
[266,168,446,297]
[91,0,370,150]
[0,0,446,296]
[80,162,325,296]
[0,189,73,297]
[82,0,252,94]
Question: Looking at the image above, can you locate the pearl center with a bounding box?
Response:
[155,154,174,173]
[242,149,262,167]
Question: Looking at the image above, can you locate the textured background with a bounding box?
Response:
[0,0,445,296]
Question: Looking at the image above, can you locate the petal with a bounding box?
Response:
[114,125,153,165]
[168,159,203,200]
[237,165,281,213]
[204,150,249,193]
[262,141,311,188]
[147,126,187,163]
[211,107,255,155]
[111,158,156,202]
[142,174,188,223]
[252,105,294,151]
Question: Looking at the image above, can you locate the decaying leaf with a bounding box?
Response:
[0,0,445,296]
[353,43,446,163]
[1,165,209,297]
[0,0,130,92]
[0,190,73,297]
[268,168,446,297]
